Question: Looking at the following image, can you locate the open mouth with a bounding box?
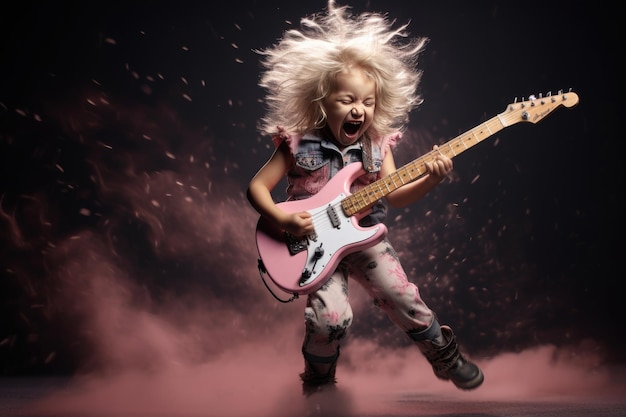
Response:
[343,121,362,135]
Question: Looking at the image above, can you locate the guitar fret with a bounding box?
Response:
[447,142,457,156]
[410,164,423,178]
[357,194,366,208]
[406,164,416,180]
[370,184,383,201]
[365,188,377,203]
[372,182,385,200]
[342,197,355,213]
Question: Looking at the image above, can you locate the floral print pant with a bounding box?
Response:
[302,238,435,362]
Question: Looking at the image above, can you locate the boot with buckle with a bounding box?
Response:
[411,320,484,390]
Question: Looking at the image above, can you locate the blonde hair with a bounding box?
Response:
[256,0,427,139]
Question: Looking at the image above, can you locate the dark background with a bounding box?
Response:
[0,0,622,379]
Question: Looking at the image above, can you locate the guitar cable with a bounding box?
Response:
[257,258,300,303]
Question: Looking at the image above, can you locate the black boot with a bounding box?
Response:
[411,321,484,390]
[300,349,339,396]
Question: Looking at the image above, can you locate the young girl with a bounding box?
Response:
[247,1,484,394]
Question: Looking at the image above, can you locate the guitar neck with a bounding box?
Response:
[341,113,509,216]
[340,91,578,216]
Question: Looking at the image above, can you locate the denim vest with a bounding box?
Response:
[285,133,387,226]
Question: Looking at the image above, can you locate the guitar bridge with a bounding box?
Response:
[285,232,308,255]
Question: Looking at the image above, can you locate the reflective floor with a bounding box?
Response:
[1,377,625,417]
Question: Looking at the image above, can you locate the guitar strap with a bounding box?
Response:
[360,134,377,173]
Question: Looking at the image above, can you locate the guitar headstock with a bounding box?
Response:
[502,90,579,125]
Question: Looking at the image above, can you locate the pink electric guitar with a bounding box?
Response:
[255,91,579,298]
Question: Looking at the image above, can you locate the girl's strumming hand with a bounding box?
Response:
[281,211,314,237]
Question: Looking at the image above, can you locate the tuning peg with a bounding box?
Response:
[548,91,557,102]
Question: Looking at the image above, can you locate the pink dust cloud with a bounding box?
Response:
[22,323,626,417]
[19,195,626,417]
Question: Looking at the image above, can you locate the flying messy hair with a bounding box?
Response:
[256,0,428,139]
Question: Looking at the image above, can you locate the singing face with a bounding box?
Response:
[323,66,376,148]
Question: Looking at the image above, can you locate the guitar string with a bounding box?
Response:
[306,200,350,235]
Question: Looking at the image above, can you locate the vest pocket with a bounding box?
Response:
[294,150,330,195]
[295,150,328,171]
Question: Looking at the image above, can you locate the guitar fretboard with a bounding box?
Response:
[340,92,578,216]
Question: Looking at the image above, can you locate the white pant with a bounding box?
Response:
[302,239,435,360]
